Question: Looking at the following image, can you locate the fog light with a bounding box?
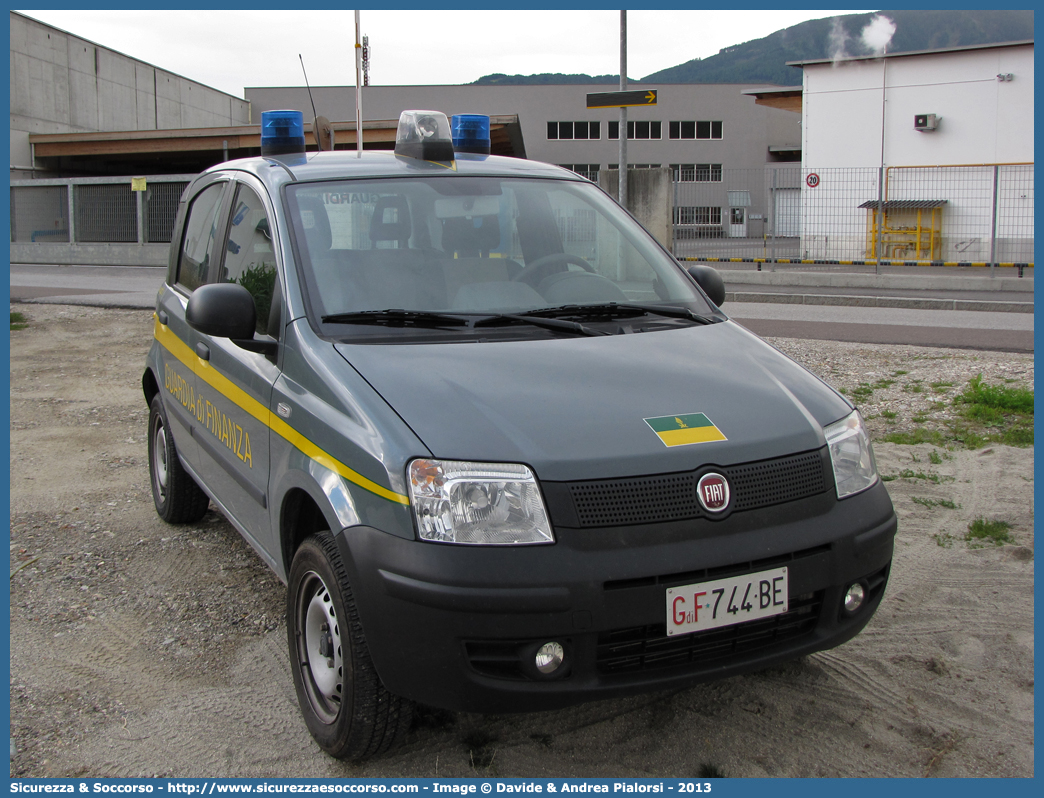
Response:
[843,582,866,613]
[534,642,565,674]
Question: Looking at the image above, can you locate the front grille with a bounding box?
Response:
[596,591,823,674]
[727,451,827,511]
[571,473,700,527]
[569,449,830,528]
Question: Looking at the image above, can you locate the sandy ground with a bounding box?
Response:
[8,304,1034,778]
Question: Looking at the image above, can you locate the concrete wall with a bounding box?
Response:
[10,242,169,267]
[9,11,251,176]
[598,168,674,248]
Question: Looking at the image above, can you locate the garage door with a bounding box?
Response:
[774,188,800,238]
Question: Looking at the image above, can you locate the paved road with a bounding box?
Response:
[9,263,1034,351]
[9,264,166,308]
[727,302,1034,353]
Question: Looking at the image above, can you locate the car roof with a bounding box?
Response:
[203,151,588,193]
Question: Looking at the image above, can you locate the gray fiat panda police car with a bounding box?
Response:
[143,109,896,760]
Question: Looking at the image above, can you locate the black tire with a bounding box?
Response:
[288,532,413,760]
[147,394,210,524]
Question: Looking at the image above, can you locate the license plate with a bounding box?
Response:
[666,567,788,636]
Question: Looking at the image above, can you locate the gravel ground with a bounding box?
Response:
[8,304,1035,778]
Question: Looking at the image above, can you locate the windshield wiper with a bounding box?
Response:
[321,308,606,337]
[472,313,610,337]
[321,309,472,328]
[518,302,719,326]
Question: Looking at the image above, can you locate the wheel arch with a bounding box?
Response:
[143,366,160,407]
[277,475,349,581]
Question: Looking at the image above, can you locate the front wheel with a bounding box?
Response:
[287,532,413,760]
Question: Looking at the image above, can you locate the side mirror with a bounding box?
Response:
[186,283,278,356]
[686,264,726,306]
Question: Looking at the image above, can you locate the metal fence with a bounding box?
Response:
[671,164,1034,270]
[10,175,193,246]
[10,166,1034,272]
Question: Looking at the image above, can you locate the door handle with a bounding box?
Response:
[195,342,210,361]
[158,310,169,325]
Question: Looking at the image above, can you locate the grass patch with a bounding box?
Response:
[462,729,499,770]
[873,378,896,389]
[881,410,898,420]
[965,517,1013,547]
[952,375,1033,447]
[912,496,957,509]
[881,428,949,446]
[930,381,955,393]
[928,450,942,465]
[933,533,956,548]
[892,370,909,376]
[848,383,874,401]
[10,311,28,331]
[878,376,1033,450]
[897,469,942,483]
[957,374,1033,414]
[904,383,924,394]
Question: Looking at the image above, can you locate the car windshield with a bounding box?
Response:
[286,175,715,331]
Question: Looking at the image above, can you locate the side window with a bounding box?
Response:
[176,183,226,292]
[222,185,277,335]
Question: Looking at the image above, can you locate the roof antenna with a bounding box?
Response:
[299,54,332,151]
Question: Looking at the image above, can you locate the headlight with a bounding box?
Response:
[407,459,554,545]
[824,410,879,499]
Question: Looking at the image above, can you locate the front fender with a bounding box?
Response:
[272,452,417,581]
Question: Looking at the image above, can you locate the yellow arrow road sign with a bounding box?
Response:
[586,89,658,108]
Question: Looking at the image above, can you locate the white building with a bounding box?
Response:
[791,40,1033,264]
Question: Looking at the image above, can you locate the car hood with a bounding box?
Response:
[334,321,852,482]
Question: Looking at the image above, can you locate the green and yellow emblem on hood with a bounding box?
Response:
[644,413,727,447]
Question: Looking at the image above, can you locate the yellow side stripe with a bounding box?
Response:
[153,318,410,505]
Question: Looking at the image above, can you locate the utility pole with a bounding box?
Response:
[619,10,628,210]
[354,10,363,154]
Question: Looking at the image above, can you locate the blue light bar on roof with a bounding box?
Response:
[451,114,491,155]
[261,110,306,157]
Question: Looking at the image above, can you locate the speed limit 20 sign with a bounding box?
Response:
[806,173,820,188]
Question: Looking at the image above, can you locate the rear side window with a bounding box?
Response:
[176,183,225,292]
[222,185,277,335]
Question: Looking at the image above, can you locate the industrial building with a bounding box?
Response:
[10,11,1032,269]
[790,40,1034,265]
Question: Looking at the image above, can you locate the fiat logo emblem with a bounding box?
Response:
[696,473,730,514]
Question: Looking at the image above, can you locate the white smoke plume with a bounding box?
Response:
[829,13,898,66]
[861,14,897,55]
[829,17,849,65]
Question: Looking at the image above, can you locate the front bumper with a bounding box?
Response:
[336,479,896,713]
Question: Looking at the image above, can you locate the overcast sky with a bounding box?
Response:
[19,9,872,97]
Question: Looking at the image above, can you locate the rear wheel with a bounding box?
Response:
[148,394,210,524]
[288,532,413,760]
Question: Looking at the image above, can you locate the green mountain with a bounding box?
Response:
[471,10,1033,87]
[644,9,1033,85]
